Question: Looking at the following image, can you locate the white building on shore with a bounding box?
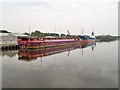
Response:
[0,30,29,45]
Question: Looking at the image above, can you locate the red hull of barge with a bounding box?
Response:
[17,37,81,49]
[81,39,96,44]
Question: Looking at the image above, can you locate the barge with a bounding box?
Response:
[17,37,81,49]
[78,32,96,44]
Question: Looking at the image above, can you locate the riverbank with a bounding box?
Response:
[95,35,120,42]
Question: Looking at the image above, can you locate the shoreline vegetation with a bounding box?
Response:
[24,30,119,42]
[95,35,120,42]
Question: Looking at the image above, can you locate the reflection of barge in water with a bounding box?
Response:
[18,42,96,61]
[81,42,96,48]
[18,44,81,61]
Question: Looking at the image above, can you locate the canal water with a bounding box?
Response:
[1,41,118,88]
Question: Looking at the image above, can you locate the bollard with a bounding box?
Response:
[9,46,11,50]
[5,46,8,50]
[2,47,4,51]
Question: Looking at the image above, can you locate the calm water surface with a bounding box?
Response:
[1,41,118,88]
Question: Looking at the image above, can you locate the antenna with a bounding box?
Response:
[80,28,81,35]
[28,4,31,37]
[82,28,84,35]
[29,18,31,36]
[54,21,56,37]
[54,21,56,33]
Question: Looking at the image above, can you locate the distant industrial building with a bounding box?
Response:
[0,30,11,33]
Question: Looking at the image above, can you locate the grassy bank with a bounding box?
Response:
[95,35,120,42]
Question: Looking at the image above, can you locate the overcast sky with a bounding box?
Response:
[0,0,119,35]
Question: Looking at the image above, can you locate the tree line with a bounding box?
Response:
[24,30,69,37]
[23,30,120,42]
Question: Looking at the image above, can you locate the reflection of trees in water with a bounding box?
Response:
[0,50,18,57]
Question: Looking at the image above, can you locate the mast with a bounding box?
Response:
[91,29,94,36]
[67,29,70,35]
[54,21,56,37]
